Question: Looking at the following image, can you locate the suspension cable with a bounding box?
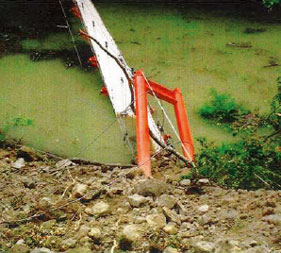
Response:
[58,0,83,67]
[142,73,194,165]
[72,3,194,166]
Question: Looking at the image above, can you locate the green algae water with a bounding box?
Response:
[0,1,281,162]
[97,2,281,147]
[0,55,132,163]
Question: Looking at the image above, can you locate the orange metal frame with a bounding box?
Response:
[72,5,194,177]
[134,70,195,177]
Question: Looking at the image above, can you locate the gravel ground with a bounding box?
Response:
[0,144,281,253]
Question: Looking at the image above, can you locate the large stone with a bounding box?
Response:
[180,179,191,186]
[65,247,92,253]
[119,167,141,179]
[38,197,53,209]
[22,176,36,189]
[163,223,178,235]
[135,179,168,197]
[16,239,25,245]
[10,244,30,253]
[55,159,74,169]
[180,222,194,231]
[156,194,177,209]
[193,241,215,252]
[198,205,209,213]
[128,194,148,207]
[40,219,56,233]
[88,227,101,240]
[262,214,281,225]
[146,213,166,229]
[75,225,90,239]
[12,158,25,169]
[62,238,77,249]
[163,246,180,253]
[122,224,144,241]
[163,207,181,225]
[244,245,270,253]
[85,201,110,217]
[30,248,54,253]
[217,209,239,220]
[198,178,210,185]
[198,214,212,225]
[72,183,88,198]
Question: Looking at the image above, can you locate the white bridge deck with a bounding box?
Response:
[75,0,162,150]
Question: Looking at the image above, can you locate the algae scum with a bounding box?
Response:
[0,1,281,163]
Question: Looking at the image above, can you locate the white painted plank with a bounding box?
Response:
[75,0,162,150]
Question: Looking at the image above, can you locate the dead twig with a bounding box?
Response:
[149,130,195,167]
[263,63,279,68]
[70,158,135,168]
[254,173,271,189]
[110,217,122,253]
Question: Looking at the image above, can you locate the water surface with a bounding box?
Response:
[0,1,280,162]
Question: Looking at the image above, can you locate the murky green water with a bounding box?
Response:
[0,2,280,162]
[0,55,132,163]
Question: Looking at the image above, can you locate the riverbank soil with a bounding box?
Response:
[0,144,280,252]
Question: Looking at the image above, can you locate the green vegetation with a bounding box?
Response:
[199,89,249,124]
[268,77,281,131]
[195,134,281,189]
[263,0,281,8]
[0,115,33,142]
[191,77,281,190]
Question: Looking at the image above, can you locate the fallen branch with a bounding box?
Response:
[110,239,118,253]
[264,129,281,141]
[79,30,133,84]
[79,29,136,113]
[149,130,195,168]
[110,217,122,253]
[254,173,271,189]
[70,158,135,168]
[263,63,279,68]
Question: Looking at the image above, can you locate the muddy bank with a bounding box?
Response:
[0,144,280,252]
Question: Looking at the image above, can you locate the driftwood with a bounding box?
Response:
[79,30,133,84]
[70,158,135,168]
[79,29,135,113]
[263,63,279,68]
[149,130,196,168]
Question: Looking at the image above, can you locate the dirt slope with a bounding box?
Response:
[0,144,280,253]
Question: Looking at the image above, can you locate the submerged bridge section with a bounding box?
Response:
[74,0,162,148]
[75,0,133,116]
[73,0,195,176]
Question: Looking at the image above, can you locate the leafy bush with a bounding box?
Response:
[193,77,281,190]
[199,89,249,123]
[194,135,281,190]
[0,116,33,142]
[263,0,281,8]
[268,77,281,131]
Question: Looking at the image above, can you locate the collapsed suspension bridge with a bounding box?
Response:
[70,0,195,177]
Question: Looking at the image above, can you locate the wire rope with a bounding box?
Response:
[59,0,83,67]
[142,74,194,164]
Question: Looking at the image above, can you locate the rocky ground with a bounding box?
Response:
[0,144,281,253]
